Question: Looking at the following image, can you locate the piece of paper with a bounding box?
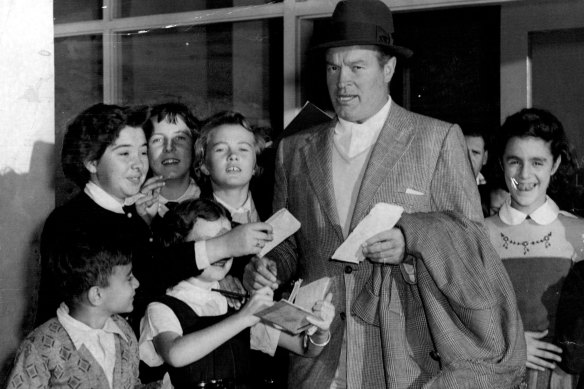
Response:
[294,277,331,310]
[259,208,301,257]
[332,203,404,263]
[282,101,332,138]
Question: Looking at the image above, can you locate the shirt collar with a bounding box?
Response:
[214,192,252,215]
[334,97,392,158]
[159,178,201,204]
[84,181,128,214]
[57,303,128,349]
[499,196,560,226]
[476,172,486,186]
[167,278,228,316]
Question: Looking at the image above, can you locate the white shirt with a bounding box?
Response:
[139,278,227,367]
[214,192,259,224]
[57,304,128,389]
[334,97,391,159]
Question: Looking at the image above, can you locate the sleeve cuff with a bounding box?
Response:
[195,241,210,269]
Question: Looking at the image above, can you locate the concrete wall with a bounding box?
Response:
[0,0,54,384]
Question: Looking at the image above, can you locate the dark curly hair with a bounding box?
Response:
[61,103,151,187]
[153,198,231,248]
[193,111,268,190]
[143,102,200,140]
[493,107,576,201]
[53,238,133,306]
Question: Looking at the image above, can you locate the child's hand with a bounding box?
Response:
[218,275,247,310]
[306,293,334,334]
[237,286,274,327]
[525,330,562,371]
[135,176,165,225]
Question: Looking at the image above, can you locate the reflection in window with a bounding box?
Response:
[55,35,103,205]
[120,19,283,132]
[54,0,102,23]
[118,0,281,18]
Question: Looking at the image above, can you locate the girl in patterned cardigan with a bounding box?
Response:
[485,108,583,389]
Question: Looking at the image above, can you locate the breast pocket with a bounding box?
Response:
[382,191,430,213]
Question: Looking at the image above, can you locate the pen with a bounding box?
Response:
[211,288,250,300]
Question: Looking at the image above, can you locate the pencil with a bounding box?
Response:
[211,288,250,300]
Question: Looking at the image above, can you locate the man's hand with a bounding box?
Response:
[243,256,278,292]
[525,330,562,371]
[362,227,405,264]
[218,275,247,310]
[135,176,165,225]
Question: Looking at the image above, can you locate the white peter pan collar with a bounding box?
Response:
[499,196,560,226]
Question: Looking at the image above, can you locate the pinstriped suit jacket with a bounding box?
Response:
[269,103,485,388]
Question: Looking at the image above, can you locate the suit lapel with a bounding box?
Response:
[300,122,344,241]
[350,104,414,231]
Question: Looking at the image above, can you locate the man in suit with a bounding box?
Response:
[244,0,525,387]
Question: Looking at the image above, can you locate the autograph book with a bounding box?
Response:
[255,277,331,334]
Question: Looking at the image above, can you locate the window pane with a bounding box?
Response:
[55,35,103,205]
[54,0,102,23]
[119,0,281,18]
[120,19,283,133]
[301,6,500,135]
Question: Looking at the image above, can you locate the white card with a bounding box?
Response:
[259,208,301,257]
[332,203,403,263]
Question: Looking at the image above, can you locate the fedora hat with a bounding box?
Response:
[310,0,413,58]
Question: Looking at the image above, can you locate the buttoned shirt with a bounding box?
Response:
[57,304,128,389]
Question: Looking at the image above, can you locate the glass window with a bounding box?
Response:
[119,19,283,132]
[55,35,103,205]
[118,0,281,18]
[54,0,102,23]
[300,6,500,134]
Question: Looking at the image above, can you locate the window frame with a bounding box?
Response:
[54,0,517,128]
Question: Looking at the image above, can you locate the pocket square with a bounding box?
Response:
[405,188,424,195]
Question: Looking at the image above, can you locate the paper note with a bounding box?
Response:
[332,203,403,263]
[259,208,301,257]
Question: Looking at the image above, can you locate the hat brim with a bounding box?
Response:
[309,40,413,58]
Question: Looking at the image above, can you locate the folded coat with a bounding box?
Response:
[353,211,527,388]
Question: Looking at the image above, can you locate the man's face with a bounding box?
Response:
[465,135,488,179]
[325,45,395,123]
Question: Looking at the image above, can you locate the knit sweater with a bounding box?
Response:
[6,315,139,389]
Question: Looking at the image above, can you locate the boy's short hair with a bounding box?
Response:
[61,103,151,187]
[193,111,268,184]
[143,102,200,140]
[53,237,133,306]
[153,198,231,247]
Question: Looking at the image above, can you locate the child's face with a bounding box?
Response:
[489,188,509,216]
[202,124,257,192]
[186,216,233,283]
[148,116,193,181]
[86,126,149,202]
[502,136,560,215]
[100,264,139,315]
